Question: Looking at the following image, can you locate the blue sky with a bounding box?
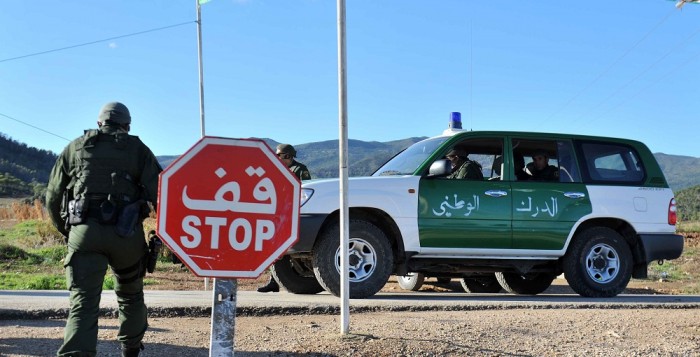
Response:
[1,1,699,158]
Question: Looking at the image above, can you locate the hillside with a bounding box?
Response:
[654,153,700,193]
[0,133,57,198]
[155,137,426,177]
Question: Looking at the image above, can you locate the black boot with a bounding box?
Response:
[257,277,279,293]
[122,343,144,357]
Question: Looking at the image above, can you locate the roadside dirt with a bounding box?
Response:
[2,308,699,356]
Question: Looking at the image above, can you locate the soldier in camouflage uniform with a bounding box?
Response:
[257,143,311,292]
[46,102,162,357]
[445,148,483,180]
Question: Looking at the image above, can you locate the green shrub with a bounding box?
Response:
[103,275,115,290]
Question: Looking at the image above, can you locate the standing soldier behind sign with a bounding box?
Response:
[257,143,311,293]
[46,102,163,357]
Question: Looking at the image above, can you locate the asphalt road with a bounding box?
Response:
[2,289,700,320]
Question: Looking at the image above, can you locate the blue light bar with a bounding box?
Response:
[449,112,462,130]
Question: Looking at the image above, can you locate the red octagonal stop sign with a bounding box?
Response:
[156,137,300,278]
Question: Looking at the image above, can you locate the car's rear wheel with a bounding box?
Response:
[495,272,556,295]
[271,256,324,294]
[461,274,502,293]
[563,227,633,297]
[397,273,425,291]
[312,219,393,299]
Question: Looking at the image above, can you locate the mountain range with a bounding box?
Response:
[2,131,700,199]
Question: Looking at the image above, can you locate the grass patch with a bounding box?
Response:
[678,221,700,233]
[0,273,65,290]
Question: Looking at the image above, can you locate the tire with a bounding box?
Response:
[271,256,324,294]
[563,227,633,298]
[460,274,502,293]
[312,219,394,299]
[397,273,425,291]
[495,272,555,295]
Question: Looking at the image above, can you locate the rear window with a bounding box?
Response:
[579,142,645,184]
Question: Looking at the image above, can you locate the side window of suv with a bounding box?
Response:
[511,139,580,183]
[579,141,645,183]
[440,138,504,180]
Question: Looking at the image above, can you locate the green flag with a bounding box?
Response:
[198,0,211,5]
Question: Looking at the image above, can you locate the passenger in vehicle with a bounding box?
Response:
[446,148,483,180]
[525,150,559,181]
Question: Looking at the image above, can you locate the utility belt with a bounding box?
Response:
[67,196,149,237]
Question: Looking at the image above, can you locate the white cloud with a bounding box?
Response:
[108,42,117,49]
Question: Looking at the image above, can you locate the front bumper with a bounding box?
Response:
[639,233,684,263]
[289,213,328,253]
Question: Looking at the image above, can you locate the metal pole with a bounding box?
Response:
[337,0,350,335]
[209,278,237,357]
[196,0,206,138]
[196,0,210,292]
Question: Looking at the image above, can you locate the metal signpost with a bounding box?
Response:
[157,137,301,356]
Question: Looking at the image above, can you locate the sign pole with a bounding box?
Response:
[210,278,237,357]
[337,0,350,335]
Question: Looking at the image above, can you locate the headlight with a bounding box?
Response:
[300,188,314,207]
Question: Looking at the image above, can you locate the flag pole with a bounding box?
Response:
[195,0,211,293]
[196,0,206,137]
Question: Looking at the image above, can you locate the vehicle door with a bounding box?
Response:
[418,136,512,249]
[510,137,592,250]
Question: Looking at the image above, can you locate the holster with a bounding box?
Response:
[97,200,118,224]
[115,200,146,237]
[67,199,87,226]
[146,231,162,274]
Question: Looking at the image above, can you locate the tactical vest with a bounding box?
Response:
[69,129,142,204]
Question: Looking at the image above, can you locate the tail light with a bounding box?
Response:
[668,198,677,225]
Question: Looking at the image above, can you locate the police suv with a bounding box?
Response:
[272,113,684,298]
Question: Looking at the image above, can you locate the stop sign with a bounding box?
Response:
[156,137,300,278]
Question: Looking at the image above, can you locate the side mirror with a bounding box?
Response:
[428,159,451,177]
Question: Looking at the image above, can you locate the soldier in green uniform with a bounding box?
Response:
[525,150,559,181]
[257,143,311,292]
[46,102,162,357]
[445,148,483,180]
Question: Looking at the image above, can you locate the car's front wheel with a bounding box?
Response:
[312,219,394,299]
[563,227,633,297]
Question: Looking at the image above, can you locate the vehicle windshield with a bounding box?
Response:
[372,137,448,176]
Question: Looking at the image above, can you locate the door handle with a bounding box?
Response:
[564,192,586,199]
[485,190,508,197]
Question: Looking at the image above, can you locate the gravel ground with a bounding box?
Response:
[2,308,700,356]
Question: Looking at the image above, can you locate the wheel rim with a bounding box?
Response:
[398,273,417,284]
[585,243,620,283]
[334,237,377,282]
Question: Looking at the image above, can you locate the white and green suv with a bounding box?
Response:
[272,115,683,298]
